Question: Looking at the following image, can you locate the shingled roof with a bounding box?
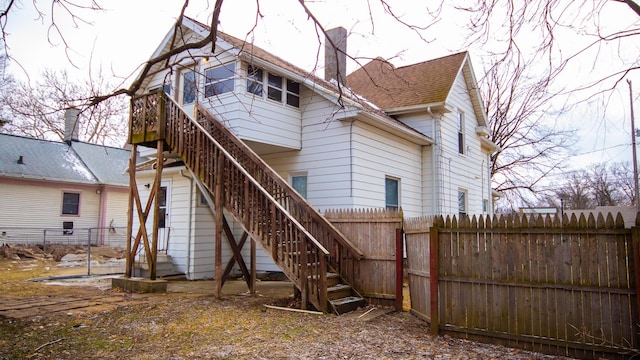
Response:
[346,52,468,110]
[139,17,432,143]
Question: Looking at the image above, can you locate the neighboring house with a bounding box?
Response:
[0,110,135,246]
[130,17,498,279]
[565,206,637,228]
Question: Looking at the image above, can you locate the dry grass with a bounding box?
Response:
[0,256,572,360]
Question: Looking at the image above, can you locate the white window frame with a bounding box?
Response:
[290,173,308,199]
[286,79,300,107]
[457,111,465,155]
[244,63,300,108]
[181,69,197,105]
[204,62,236,98]
[267,72,283,102]
[458,189,467,219]
[385,177,400,210]
[246,64,263,96]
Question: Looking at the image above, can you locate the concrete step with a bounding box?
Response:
[135,253,174,278]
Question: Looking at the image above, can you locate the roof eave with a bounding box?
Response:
[345,111,434,146]
[385,102,454,116]
[480,136,501,153]
[0,173,126,187]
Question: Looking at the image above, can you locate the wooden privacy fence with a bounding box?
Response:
[405,212,640,359]
[325,209,403,309]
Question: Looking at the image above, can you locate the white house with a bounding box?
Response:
[131,17,498,279]
[0,111,136,247]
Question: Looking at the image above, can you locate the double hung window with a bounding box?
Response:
[205,63,236,97]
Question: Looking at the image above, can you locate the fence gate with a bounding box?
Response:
[325,209,403,308]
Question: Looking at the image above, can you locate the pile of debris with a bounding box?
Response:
[0,244,126,262]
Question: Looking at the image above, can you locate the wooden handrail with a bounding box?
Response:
[193,103,365,261]
[132,91,336,311]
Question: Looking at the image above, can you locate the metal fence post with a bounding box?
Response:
[43,229,47,253]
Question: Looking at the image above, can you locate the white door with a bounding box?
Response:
[179,67,197,118]
[157,182,171,251]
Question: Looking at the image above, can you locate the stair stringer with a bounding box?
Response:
[191,172,318,307]
[131,91,366,313]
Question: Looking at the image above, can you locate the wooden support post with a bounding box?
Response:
[125,144,137,278]
[150,140,164,280]
[319,255,327,313]
[429,225,439,335]
[250,237,256,296]
[300,236,308,310]
[214,153,223,299]
[395,228,404,312]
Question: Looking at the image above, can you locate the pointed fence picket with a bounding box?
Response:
[405,212,640,359]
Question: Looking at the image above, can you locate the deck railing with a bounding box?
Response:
[131,91,364,311]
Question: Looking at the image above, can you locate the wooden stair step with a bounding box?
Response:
[330,296,365,315]
[327,283,353,300]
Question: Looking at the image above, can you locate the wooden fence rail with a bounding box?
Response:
[406,212,640,359]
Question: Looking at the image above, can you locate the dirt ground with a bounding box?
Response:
[0,245,574,359]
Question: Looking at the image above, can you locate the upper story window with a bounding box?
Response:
[385,177,399,210]
[457,111,465,154]
[245,64,300,108]
[286,79,300,107]
[149,80,171,95]
[247,65,263,96]
[268,73,283,102]
[205,63,236,97]
[62,192,80,215]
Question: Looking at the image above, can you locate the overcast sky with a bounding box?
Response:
[2,0,638,173]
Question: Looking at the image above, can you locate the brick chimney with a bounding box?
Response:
[324,27,347,85]
[64,108,80,144]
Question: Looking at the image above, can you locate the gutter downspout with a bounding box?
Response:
[427,106,440,214]
[180,169,193,279]
[349,119,355,199]
[97,185,105,245]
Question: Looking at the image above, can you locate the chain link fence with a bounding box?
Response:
[1,227,129,276]
[0,226,127,251]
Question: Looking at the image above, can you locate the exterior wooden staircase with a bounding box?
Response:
[129,91,365,314]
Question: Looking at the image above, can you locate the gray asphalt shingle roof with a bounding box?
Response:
[0,133,131,186]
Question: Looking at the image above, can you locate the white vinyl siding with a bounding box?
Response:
[135,168,279,279]
[262,94,423,216]
[0,179,104,230]
[437,73,488,216]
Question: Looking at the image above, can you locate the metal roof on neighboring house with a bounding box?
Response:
[0,133,132,186]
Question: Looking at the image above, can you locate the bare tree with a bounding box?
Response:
[544,171,595,210]
[539,161,634,209]
[1,68,127,146]
[610,162,636,205]
[456,0,640,100]
[485,53,577,208]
